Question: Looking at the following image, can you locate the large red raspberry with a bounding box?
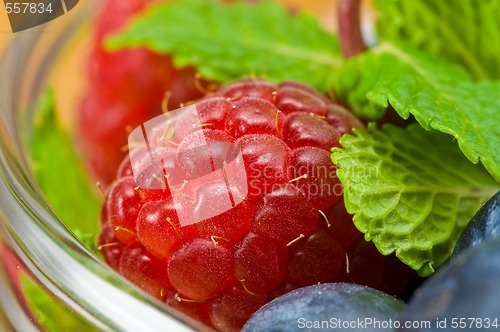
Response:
[78,0,205,186]
[98,79,414,331]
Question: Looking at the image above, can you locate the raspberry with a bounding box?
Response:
[234,232,288,294]
[118,242,171,299]
[235,134,291,200]
[78,0,205,186]
[97,224,123,270]
[168,238,234,301]
[210,286,269,332]
[287,229,345,287]
[98,79,415,331]
[252,184,319,245]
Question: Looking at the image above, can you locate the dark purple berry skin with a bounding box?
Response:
[453,191,500,257]
[243,283,405,332]
[401,239,500,331]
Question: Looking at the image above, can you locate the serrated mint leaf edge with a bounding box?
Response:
[334,41,500,183]
[331,123,500,276]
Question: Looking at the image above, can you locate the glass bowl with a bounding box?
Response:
[0,2,205,331]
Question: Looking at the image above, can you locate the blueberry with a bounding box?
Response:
[453,190,500,257]
[399,239,500,331]
[243,283,405,332]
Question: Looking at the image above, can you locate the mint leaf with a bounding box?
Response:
[31,89,100,236]
[106,0,341,91]
[374,0,500,80]
[333,41,500,182]
[332,124,500,276]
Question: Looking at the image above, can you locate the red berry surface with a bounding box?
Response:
[118,243,171,299]
[98,79,415,331]
[78,0,205,186]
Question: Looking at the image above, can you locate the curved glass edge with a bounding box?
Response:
[0,3,205,331]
